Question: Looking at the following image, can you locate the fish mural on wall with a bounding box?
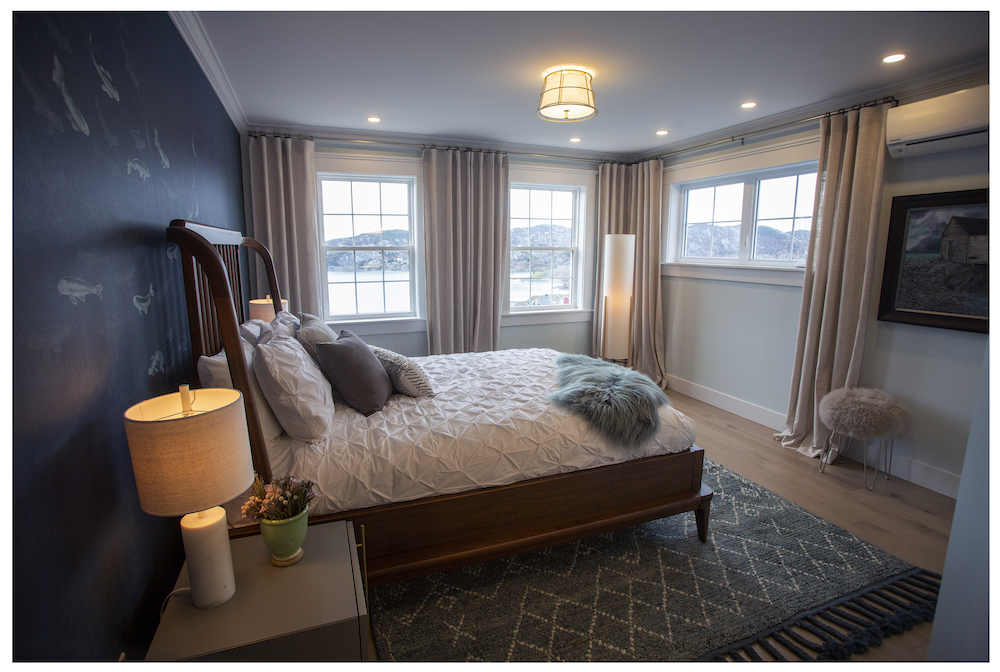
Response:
[96,97,118,148]
[51,54,89,136]
[17,65,65,134]
[57,276,103,304]
[126,158,149,180]
[154,127,169,169]
[91,49,119,101]
[133,284,153,314]
[148,350,165,376]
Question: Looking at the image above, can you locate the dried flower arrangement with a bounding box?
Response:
[241,474,316,522]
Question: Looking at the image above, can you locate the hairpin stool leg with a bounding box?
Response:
[864,437,890,491]
[819,432,834,473]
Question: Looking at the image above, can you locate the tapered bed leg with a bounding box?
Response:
[695,500,711,542]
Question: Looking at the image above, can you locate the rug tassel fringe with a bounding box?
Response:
[699,568,941,662]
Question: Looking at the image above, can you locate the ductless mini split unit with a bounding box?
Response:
[885,84,989,158]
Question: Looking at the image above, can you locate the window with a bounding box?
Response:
[509,185,582,310]
[318,176,416,318]
[680,164,817,265]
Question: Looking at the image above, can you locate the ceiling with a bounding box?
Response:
[183,11,989,160]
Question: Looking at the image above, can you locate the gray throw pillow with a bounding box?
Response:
[315,331,393,416]
[296,312,339,362]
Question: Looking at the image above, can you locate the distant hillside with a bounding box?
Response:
[684,223,809,260]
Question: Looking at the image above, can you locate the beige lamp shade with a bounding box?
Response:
[123,387,254,517]
[601,234,636,361]
[248,295,288,323]
[538,68,597,122]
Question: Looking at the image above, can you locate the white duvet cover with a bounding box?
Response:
[259,347,697,518]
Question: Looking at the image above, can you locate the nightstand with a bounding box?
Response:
[146,520,372,661]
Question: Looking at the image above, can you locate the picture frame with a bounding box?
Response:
[877,189,988,333]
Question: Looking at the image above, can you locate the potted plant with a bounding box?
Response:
[242,474,316,566]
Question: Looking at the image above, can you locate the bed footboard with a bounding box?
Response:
[252,447,712,586]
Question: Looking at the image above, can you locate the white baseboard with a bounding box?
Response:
[850,446,961,500]
[665,374,961,499]
[665,375,787,431]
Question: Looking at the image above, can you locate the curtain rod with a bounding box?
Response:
[259,133,605,164]
[655,96,898,161]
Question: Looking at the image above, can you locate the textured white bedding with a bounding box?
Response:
[251,348,697,519]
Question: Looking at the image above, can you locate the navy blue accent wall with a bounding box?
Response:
[13,12,245,660]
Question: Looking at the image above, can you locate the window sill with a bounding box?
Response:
[502,309,593,327]
[326,316,427,336]
[661,262,805,287]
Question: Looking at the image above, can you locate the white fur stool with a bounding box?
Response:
[818,387,912,490]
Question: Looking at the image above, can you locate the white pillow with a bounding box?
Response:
[253,333,334,441]
[239,318,272,346]
[271,310,300,339]
[368,345,437,397]
[197,339,284,443]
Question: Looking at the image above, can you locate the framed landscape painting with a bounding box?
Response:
[877,189,988,333]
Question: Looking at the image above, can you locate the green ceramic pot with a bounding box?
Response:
[259,505,309,565]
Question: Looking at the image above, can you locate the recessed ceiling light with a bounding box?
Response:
[656,130,669,136]
[570,137,582,143]
[741,102,757,109]
[367,116,381,123]
[883,53,906,63]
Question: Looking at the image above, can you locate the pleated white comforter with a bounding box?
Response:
[262,347,697,517]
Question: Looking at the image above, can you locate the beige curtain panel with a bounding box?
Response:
[247,135,321,317]
[775,104,891,458]
[593,159,668,388]
[422,148,509,355]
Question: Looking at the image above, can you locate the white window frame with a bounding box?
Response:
[675,160,818,268]
[317,173,418,321]
[313,149,425,335]
[661,135,821,287]
[503,163,597,326]
[508,182,586,313]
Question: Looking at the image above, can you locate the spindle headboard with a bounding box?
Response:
[166,219,280,482]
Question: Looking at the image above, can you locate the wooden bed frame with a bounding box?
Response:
[167,219,713,586]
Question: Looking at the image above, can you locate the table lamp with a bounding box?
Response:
[124,385,254,609]
[248,295,288,323]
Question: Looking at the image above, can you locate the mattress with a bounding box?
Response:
[236,348,697,522]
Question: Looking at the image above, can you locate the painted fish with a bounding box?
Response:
[17,64,64,133]
[51,54,89,136]
[133,284,153,314]
[92,52,119,101]
[96,98,119,148]
[154,127,169,169]
[57,277,103,304]
[126,158,149,180]
[148,350,165,376]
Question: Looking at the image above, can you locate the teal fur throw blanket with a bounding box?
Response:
[549,353,669,449]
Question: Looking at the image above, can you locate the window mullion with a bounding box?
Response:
[739,180,755,263]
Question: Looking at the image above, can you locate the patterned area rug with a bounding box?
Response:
[369,461,938,661]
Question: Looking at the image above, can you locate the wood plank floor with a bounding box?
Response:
[666,390,957,662]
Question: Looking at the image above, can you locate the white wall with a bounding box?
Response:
[859,145,988,495]
[659,124,988,498]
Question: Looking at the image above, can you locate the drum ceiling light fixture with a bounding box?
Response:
[537,65,597,122]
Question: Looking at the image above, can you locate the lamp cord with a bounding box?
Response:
[160,587,191,620]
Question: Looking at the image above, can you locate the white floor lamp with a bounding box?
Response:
[600,233,636,365]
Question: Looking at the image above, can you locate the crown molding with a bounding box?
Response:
[169,11,248,132]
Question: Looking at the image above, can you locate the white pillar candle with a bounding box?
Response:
[180,506,236,609]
